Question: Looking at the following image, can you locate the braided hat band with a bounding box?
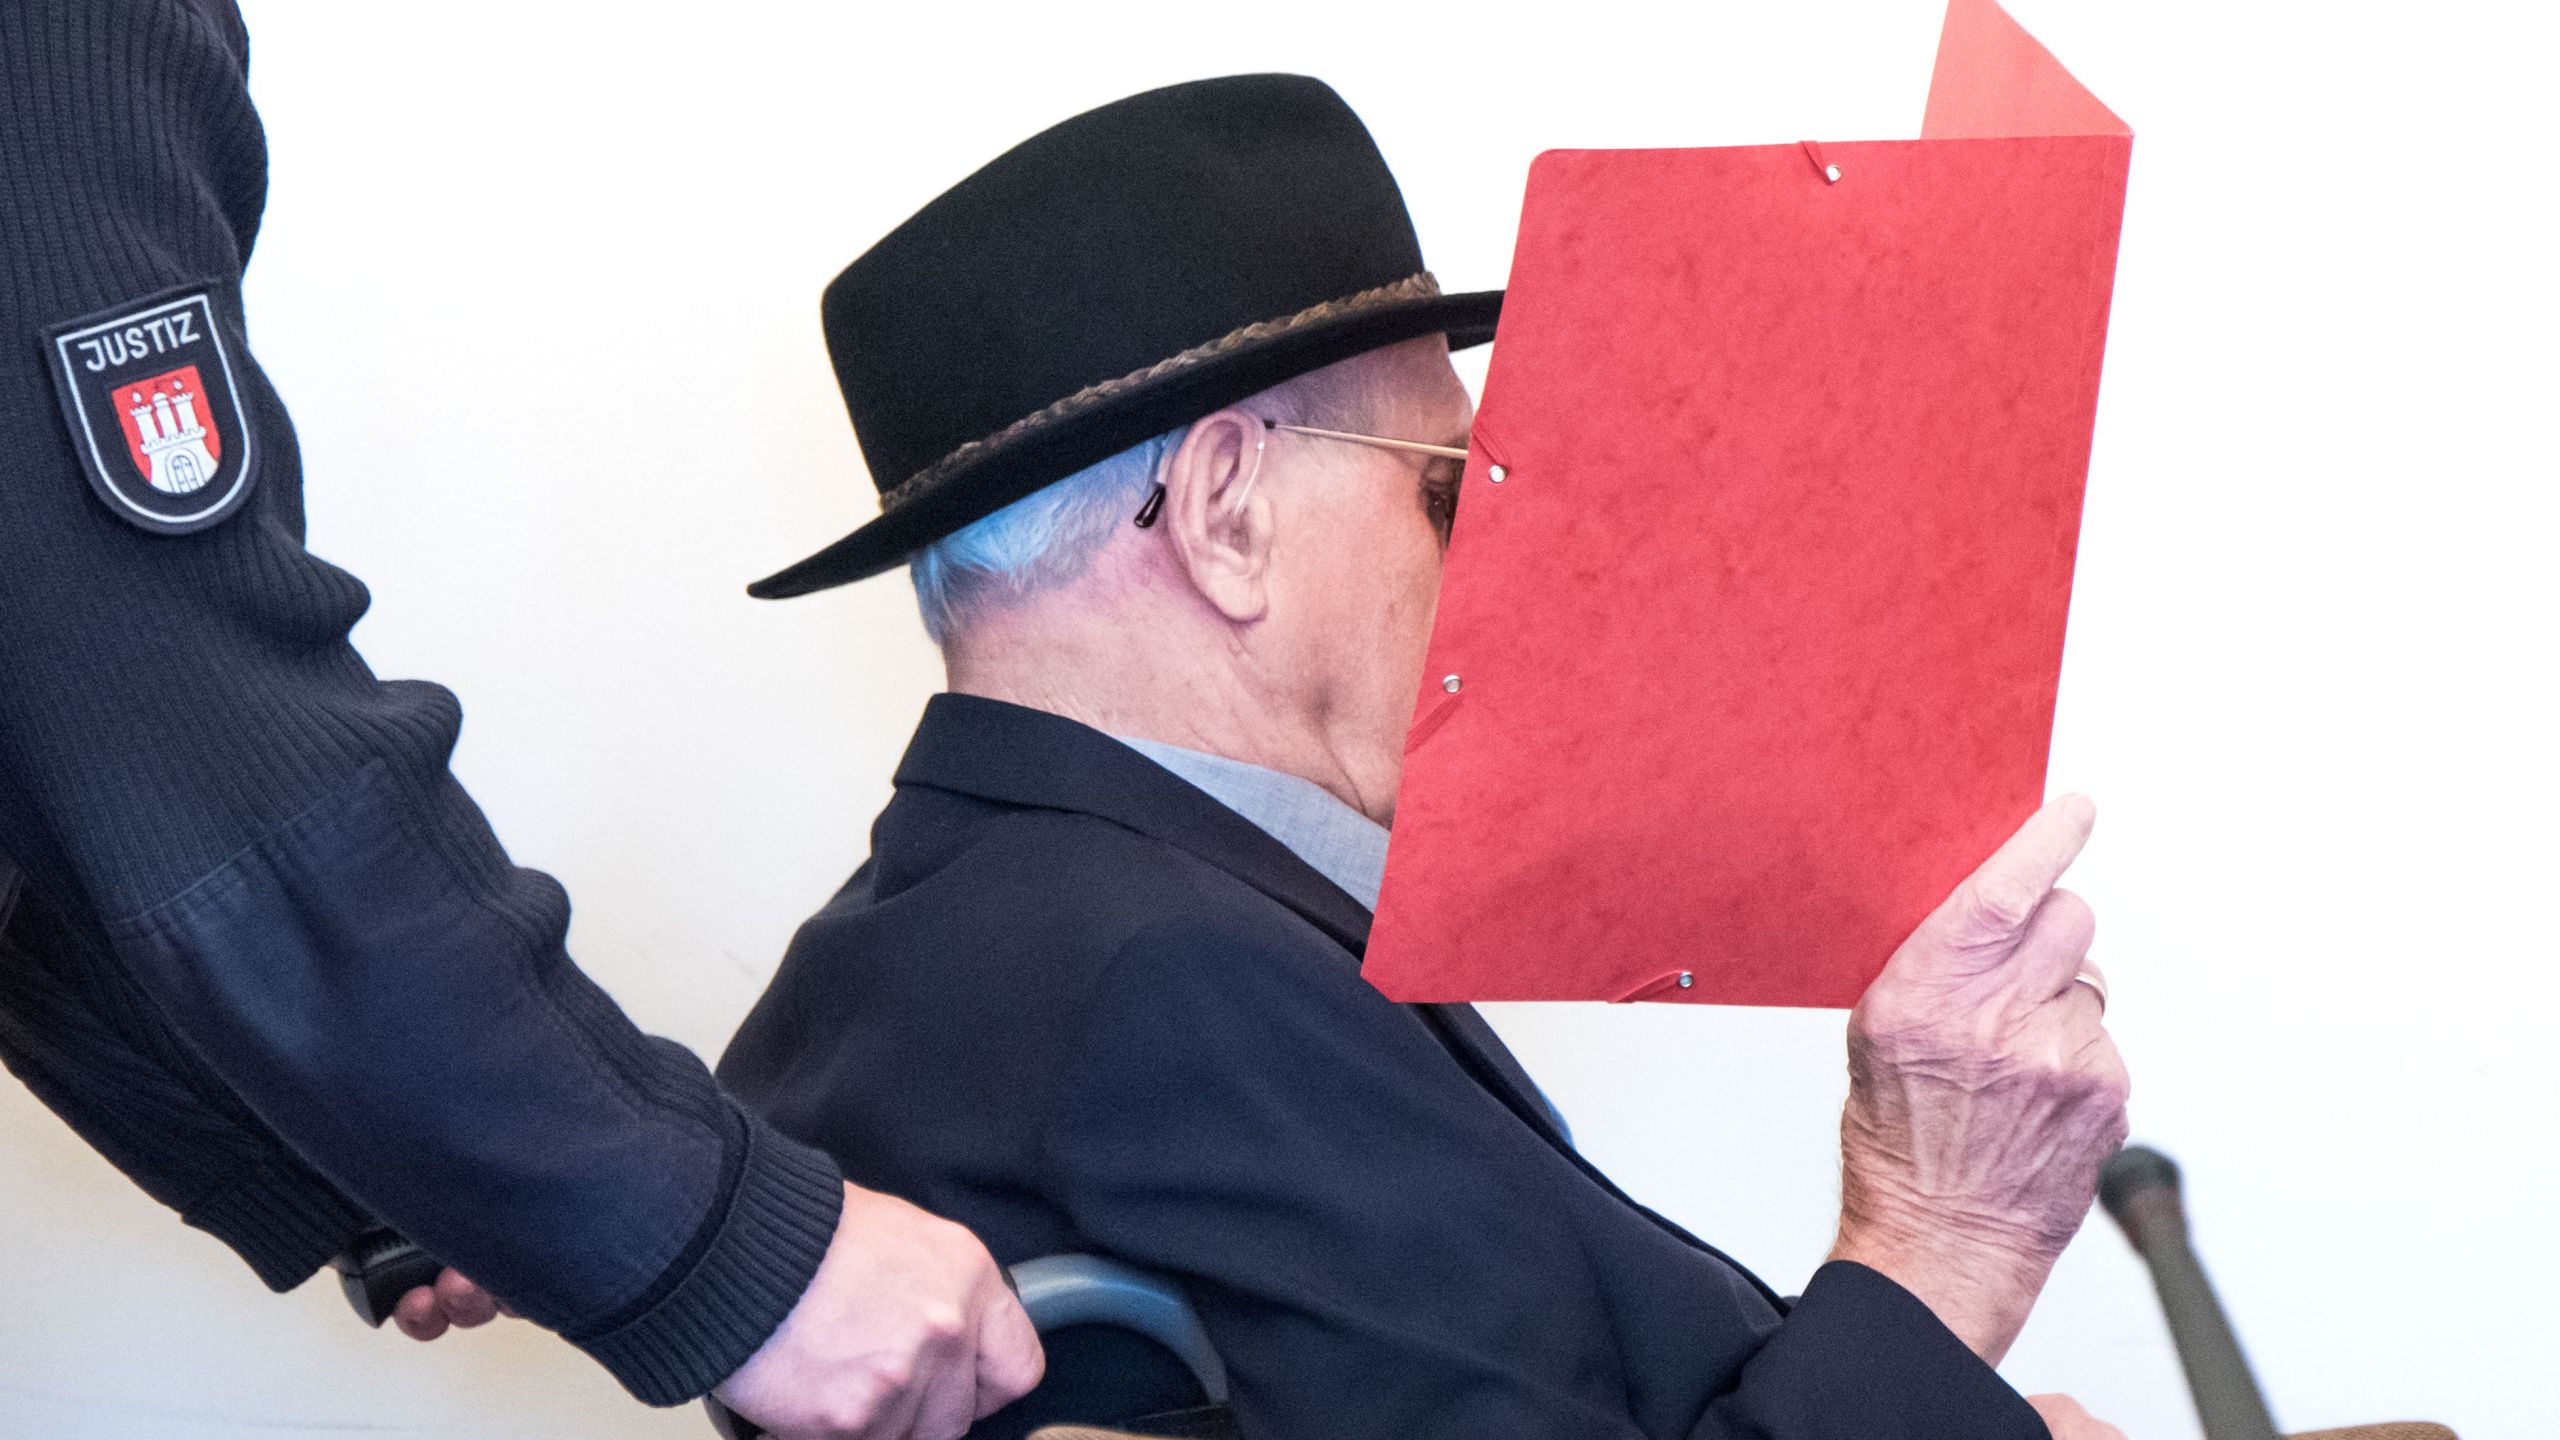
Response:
[876,273,1443,516]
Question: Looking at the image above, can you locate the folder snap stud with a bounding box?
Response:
[1824,164,1843,183]
[1441,674,1462,694]
[1609,968,1699,1002]
[1488,464,1508,484]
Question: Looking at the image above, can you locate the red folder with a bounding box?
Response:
[1365,0,2131,1008]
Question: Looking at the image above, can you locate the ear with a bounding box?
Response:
[1157,408,1275,624]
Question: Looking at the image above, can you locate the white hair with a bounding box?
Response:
[909,351,1394,646]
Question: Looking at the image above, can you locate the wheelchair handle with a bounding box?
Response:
[330,1229,444,1329]
[1008,1254,1228,1405]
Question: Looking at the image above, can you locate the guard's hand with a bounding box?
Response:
[2027,1392,2132,1440]
[1829,794,2130,1363]
[713,1181,1045,1440]
[392,1268,512,1341]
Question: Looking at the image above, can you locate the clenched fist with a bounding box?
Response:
[1830,794,2131,1364]
[714,1182,1045,1440]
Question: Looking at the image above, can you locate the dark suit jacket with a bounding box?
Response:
[719,695,2048,1440]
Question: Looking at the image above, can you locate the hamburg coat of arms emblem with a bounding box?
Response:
[44,284,260,533]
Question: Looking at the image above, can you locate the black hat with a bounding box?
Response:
[748,74,1502,599]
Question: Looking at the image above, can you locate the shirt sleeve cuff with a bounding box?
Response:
[571,1112,845,1405]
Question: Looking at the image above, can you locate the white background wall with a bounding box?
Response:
[1,1,2550,1435]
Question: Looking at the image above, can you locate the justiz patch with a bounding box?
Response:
[45,285,259,533]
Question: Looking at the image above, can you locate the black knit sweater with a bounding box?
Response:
[0,0,841,1403]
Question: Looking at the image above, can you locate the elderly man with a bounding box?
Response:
[722,75,2130,1440]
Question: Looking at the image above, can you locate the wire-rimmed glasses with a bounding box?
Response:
[1133,419,1471,529]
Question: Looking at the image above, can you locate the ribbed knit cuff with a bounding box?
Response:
[182,1148,374,1293]
[573,1113,845,1405]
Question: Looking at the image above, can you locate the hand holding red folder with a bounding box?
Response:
[1367,0,2133,1008]
[1830,792,2128,1365]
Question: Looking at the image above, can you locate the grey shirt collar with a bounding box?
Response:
[1113,736,1389,911]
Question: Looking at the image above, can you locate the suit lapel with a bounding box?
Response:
[897,695,1573,1151]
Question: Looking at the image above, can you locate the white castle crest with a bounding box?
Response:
[125,376,218,495]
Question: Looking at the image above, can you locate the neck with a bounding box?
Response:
[941,592,1397,824]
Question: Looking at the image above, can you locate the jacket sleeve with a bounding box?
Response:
[0,857,374,1291]
[0,0,842,1403]
[1038,920,2051,1440]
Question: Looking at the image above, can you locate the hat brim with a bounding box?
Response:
[747,287,1503,600]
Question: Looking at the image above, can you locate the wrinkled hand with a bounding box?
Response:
[2028,1392,2131,1440]
[393,1268,511,1341]
[1830,794,2130,1363]
[713,1181,1045,1440]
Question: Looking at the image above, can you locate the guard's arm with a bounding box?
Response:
[0,0,841,1403]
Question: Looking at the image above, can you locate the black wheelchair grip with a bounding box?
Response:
[332,1229,445,1329]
